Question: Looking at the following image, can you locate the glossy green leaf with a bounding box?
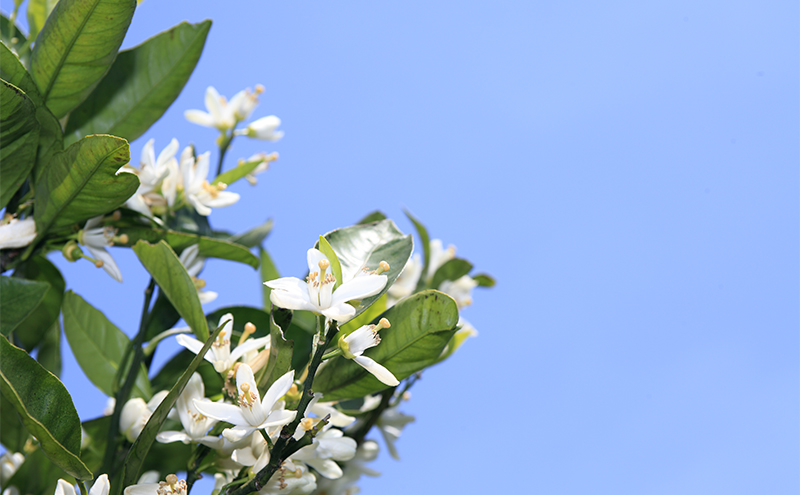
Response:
[259,307,294,395]
[150,349,221,399]
[211,154,263,187]
[0,276,49,337]
[133,240,209,341]
[356,210,387,225]
[317,234,344,290]
[79,416,108,473]
[473,273,496,287]
[62,291,152,399]
[229,218,273,248]
[0,336,92,479]
[260,246,280,310]
[205,306,271,339]
[339,293,387,335]
[320,219,413,319]
[0,42,43,105]
[33,135,135,237]
[0,16,29,66]
[32,105,64,184]
[430,258,473,289]
[30,0,136,118]
[119,227,258,268]
[65,20,211,144]
[0,391,27,452]
[314,290,459,401]
[5,447,68,495]
[404,210,430,287]
[0,80,40,209]
[119,319,225,488]
[11,256,65,351]
[27,0,60,41]
[36,319,62,377]
[143,289,181,341]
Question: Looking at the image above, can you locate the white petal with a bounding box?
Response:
[156,430,192,444]
[55,480,76,495]
[229,335,271,363]
[196,436,224,449]
[199,190,240,208]
[264,276,308,293]
[353,356,399,386]
[320,303,356,322]
[124,484,160,495]
[86,246,123,283]
[89,474,110,495]
[231,447,259,467]
[193,399,248,426]
[176,334,216,365]
[222,426,256,443]
[261,369,294,411]
[306,248,328,273]
[306,458,343,480]
[270,289,317,313]
[330,275,387,305]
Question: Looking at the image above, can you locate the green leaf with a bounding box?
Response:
[0,336,92,479]
[133,240,209,341]
[79,416,108,473]
[229,218,273,249]
[0,276,49,337]
[0,42,43,105]
[205,306,272,339]
[143,289,181,341]
[258,307,294,394]
[0,16,30,66]
[356,210,387,225]
[320,219,413,320]
[62,291,152,399]
[317,234,344,290]
[211,154,263,188]
[119,227,259,268]
[0,391,27,452]
[30,0,136,118]
[11,255,65,351]
[65,20,211,144]
[32,105,64,184]
[5,447,68,495]
[151,349,221,399]
[314,290,459,401]
[33,134,135,237]
[0,79,40,209]
[339,293,387,335]
[119,319,226,488]
[260,246,280,310]
[403,209,430,286]
[36,319,62,377]
[430,258,474,289]
[27,0,60,41]
[473,273,496,287]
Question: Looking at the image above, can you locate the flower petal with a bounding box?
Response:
[330,275,387,305]
[89,474,110,495]
[193,399,248,426]
[176,334,216,365]
[86,246,123,283]
[229,335,271,363]
[353,356,399,386]
[261,370,294,411]
[156,430,192,444]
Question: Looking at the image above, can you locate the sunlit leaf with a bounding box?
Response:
[430,258,473,289]
[27,0,60,41]
[0,336,92,479]
[119,227,258,268]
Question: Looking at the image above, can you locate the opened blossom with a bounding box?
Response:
[338,318,399,386]
[79,216,124,282]
[264,248,387,322]
[178,244,217,304]
[121,138,178,218]
[176,313,269,372]
[193,364,296,442]
[179,148,239,216]
[156,373,222,448]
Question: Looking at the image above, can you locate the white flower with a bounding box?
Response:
[55,474,109,495]
[338,319,399,387]
[179,149,240,216]
[184,86,237,131]
[426,239,456,282]
[255,460,317,495]
[176,313,270,373]
[308,397,356,428]
[122,139,179,218]
[124,474,186,495]
[291,424,357,480]
[314,440,381,495]
[0,217,36,250]
[387,253,422,305]
[228,85,264,121]
[238,115,284,141]
[265,248,387,323]
[79,216,123,282]
[0,452,23,485]
[156,373,222,448]
[193,365,296,442]
[119,391,169,442]
[242,152,279,185]
[438,274,478,309]
[376,406,414,460]
[178,244,217,304]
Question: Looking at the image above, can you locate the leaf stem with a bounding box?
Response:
[224,317,338,495]
[102,278,156,476]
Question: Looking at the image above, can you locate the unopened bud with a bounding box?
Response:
[62,241,83,262]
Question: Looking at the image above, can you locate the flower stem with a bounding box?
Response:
[224,318,339,495]
[216,131,235,177]
[102,278,156,476]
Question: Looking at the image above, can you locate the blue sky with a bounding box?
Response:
[3,1,798,493]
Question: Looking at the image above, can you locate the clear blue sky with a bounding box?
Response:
[4,1,798,493]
